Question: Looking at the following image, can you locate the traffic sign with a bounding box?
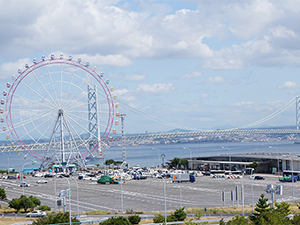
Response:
[67,188,71,196]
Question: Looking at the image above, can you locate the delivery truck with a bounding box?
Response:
[172,173,195,183]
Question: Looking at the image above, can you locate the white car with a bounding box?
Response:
[34,173,44,177]
[36,180,48,184]
[26,210,47,217]
[20,182,30,187]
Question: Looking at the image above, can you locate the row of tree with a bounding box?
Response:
[220,194,300,225]
[168,157,189,169]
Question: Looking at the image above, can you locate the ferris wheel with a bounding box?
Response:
[2,54,116,168]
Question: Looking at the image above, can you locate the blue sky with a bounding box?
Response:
[1,0,300,137]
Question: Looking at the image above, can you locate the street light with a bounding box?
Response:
[163,177,167,224]
[120,174,124,213]
[7,153,10,174]
[70,177,79,217]
[222,146,231,171]
[183,147,192,170]
[61,177,72,225]
[250,168,254,213]
[285,155,294,203]
[269,146,280,178]
[21,160,37,195]
[152,148,161,167]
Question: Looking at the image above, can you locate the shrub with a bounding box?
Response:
[173,207,187,221]
[0,188,7,201]
[99,216,130,225]
[128,215,141,224]
[38,205,51,211]
[32,212,80,225]
[153,214,165,223]
[167,214,178,222]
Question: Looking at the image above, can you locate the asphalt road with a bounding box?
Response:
[0,174,298,213]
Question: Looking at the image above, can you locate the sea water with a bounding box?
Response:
[1,141,299,172]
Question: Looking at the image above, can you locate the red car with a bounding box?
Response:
[18,175,26,179]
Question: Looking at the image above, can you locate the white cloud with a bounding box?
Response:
[206,76,226,84]
[136,83,175,94]
[110,73,146,81]
[277,81,299,89]
[0,58,31,79]
[201,93,208,99]
[269,26,298,39]
[114,88,137,102]
[179,71,202,79]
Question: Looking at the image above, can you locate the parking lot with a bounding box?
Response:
[0,174,299,213]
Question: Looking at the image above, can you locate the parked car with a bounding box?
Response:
[8,176,17,179]
[20,182,30,187]
[26,210,47,217]
[18,175,26,179]
[36,180,48,184]
[44,174,54,178]
[34,173,44,177]
[254,176,265,180]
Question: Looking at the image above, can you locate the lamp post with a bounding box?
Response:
[269,146,280,178]
[222,147,231,171]
[70,177,79,217]
[183,147,192,170]
[285,156,294,203]
[21,160,36,195]
[163,177,167,224]
[179,173,182,208]
[120,174,123,213]
[61,177,72,225]
[250,168,254,213]
[7,153,10,174]
[152,148,161,167]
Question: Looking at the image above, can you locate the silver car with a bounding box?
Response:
[26,210,47,217]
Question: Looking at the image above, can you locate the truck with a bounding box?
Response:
[172,173,195,183]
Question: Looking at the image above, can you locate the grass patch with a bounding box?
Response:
[0,217,35,225]
[86,209,109,215]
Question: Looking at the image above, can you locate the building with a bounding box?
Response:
[189,152,300,175]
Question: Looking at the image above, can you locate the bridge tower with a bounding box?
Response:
[87,85,102,157]
[296,95,300,142]
[119,113,127,167]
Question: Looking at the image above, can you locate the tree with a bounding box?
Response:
[169,157,181,168]
[32,212,80,225]
[249,194,271,224]
[19,195,34,213]
[38,205,51,211]
[249,161,259,171]
[9,198,22,213]
[226,215,249,225]
[8,195,41,213]
[249,194,292,225]
[114,161,123,168]
[28,195,41,210]
[179,159,189,169]
[0,188,7,201]
[105,159,115,168]
[172,207,187,221]
[275,201,291,217]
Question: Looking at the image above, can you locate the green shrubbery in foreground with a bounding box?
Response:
[219,194,300,225]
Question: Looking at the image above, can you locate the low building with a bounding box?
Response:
[188,152,300,174]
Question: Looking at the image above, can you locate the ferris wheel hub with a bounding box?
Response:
[58,109,64,115]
